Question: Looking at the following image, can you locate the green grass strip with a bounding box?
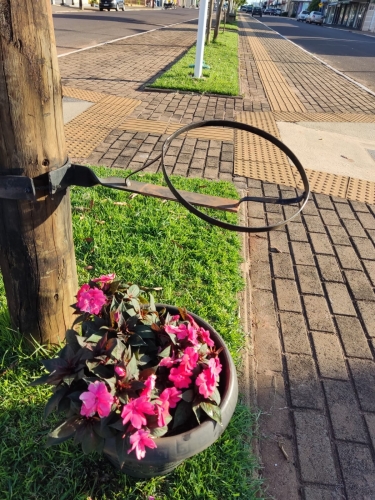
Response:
[0,169,263,500]
[149,30,239,96]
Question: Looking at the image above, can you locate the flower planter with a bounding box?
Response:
[103,305,238,478]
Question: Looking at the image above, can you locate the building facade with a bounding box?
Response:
[324,0,369,29]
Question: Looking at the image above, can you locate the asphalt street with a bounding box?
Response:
[52,6,198,56]
[259,15,375,92]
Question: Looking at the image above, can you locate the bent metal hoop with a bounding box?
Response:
[158,120,310,233]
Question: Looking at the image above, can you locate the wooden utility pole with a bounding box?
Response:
[213,0,225,40]
[0,0,78,345]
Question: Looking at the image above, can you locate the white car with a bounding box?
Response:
[306,11,323,24]
[297,10,310,21]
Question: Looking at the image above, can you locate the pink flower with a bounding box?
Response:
[140,374,156,400]
[159,387,182,409]
[128,429,157,460]
[159,356,175,368]
[196,367,217,399]
[165,324,189,340]
[92,273,116,284]
[179,347,199,371]
[198,327,215,347]
[79,381,114,418]
[155,399,170,427]
[76,286,107,315]
[209,357,222,377]
[169,364,192,389]
[121,397,155,429]
[115,366,126,378]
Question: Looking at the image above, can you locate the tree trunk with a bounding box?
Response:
[205,0,214,44]
[213,0,225,40]
[0,0,78,345]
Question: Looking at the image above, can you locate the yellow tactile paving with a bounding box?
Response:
[273,112,375,123]
[347,178,375,205]
[63,87,141,159]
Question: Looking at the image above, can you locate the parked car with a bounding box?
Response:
[245,5,253,12]
[306,11,323,24]
[99,0,125,11]
[252,6,262,16]
[297,10,310,21]
[240,5,247,10]
[263,7,274,14]
[273,8,282,15]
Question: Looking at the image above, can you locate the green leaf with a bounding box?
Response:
[81,425,105,455]
[172,400,193,429]
[128,334,147,347]
[159,346,171,358]
[44,386,69,420]
[29,373,51,386]
[181,389,194,403]
[201,402,222,426]
[127,284,140,298]
[150,425,168,438]
[93,416,117,439]
[135,325,155,339]
[116,433,130,467]
[86,333,103,343]
[107,338,125,360]
[109,418,126,432]
[210,387,221,406]
[149,293,156,311]
[42,358,68,374]
[46,416,81,446]
[192,402,202,425]
[125,355,139,380]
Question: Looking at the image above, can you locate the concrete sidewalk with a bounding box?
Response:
[59,15,375,499]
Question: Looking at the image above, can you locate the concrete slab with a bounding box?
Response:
[63,96,94,125]
[277,121,375,183]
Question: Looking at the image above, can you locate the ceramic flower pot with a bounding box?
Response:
[103,305,238,478]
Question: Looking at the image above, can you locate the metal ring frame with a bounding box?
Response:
[159,119,310,233]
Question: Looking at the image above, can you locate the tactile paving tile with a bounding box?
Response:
[119,118,234,141]
[63,87,141,159]
[273,112,375,123]
[347,178,375,205]
[62,86,108,103]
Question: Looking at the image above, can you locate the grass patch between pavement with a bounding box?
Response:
[149,30,239,96]
[0,169,263,500]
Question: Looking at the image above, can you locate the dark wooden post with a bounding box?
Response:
[205,0,214,44]
[0,0,78,345]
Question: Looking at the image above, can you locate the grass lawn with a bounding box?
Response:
[0,169,263,500]
[149,30,239,96]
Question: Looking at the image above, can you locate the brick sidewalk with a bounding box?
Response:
[59,15,375,499]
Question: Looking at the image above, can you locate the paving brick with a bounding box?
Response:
[269,231,290,253]
[280,312,311,355]
[272,253,294,279]
[249,234,269,262]
[356,212,375,230]
[342,219,367,238]
[297,265,323,295]
[275,279,302,312]
[310,233,335,255]
[252,289,283,373]
[363,260,375,286]
[327,226,351,246]
[257,371,291,436]
[303,295,335,332]
[294,411,337,484]
[349,359,375,412]
[286,354,323,409]
[287,222,309,242]
[334,202,355,220]
[320,210,341,226]
[335,245,362,270]
[304,486,344,500]
[324,283,356,316]
[314,193,334,210]
[337,443,375,499]
[357,301,375,338]
[312,331,348,379]
[316,255,343,282]
[345,270,375,301]
[369,229,375,245]
[304,215,326,234]
[352,237,375,261]
[364,413,375,450]
[250,260,272,291]
[349,200,370,213]
[291,241,315,266]
[335,315,373,359]
[324,380,367,443]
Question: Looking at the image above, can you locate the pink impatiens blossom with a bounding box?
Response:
[114,366,126,378]
[209,357,222,377]
[198,327,215,347]
[128,429,157,460]
[76,286,107,315]
[169,364,192,389]
[140,374,156,400]
[79,381,114,418]
[121,397,155,429]
[179,347,199,371]
[196,367,217,399]
[155,399,170,427]
[159,387,181,408]
[159,356,175,368]
[92,273,116,284]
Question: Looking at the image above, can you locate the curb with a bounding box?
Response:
[144,85,242,99]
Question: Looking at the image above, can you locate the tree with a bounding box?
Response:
[0,0,78,345]
[308,0,320,11]
[213,0,225,41]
